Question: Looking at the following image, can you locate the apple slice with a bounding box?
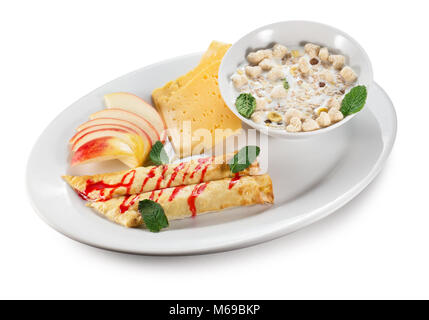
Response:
[71,136,140,167]
[70,123,144,146]
[104,92,166,142]
[72,128,147,159]
[75,118,152,147]
[89,109,160,144]
[71,128,150,168]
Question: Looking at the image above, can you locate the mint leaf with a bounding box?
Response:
[340,85,367,116]
[149,141,169,165]
[229,146,260,173]
[283,79,290,90]
[235,93,256,118]
[138,200,169,232]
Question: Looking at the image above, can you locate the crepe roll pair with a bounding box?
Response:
[63,153,274,228]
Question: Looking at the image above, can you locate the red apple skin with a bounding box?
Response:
[90,109,161,143]
[104,92,167,142]
[76,118,154,147]
[70,123,151,147]
[71,136,113,166]
[77,118,147,139]
[72,128,132,151]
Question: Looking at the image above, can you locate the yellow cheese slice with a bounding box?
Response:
[152,41,231,103]
[155,59,242,157]
[152,41,242,158]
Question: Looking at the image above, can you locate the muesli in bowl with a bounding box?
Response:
[218,21,374,139]
[231,42,366,133]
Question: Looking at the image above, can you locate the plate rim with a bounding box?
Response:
[26,53,397,256]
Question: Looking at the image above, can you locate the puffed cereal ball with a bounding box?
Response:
[231,74,248,89]
[245,66,262,79]
[284,108,303,124]
[319,47,329,62]
[251,111,264,124]
[340,66,358,83]
[302,118,320,132]
[329,55,346,70]
[328,107,344,123]
[247,49,273,65]
[259,58,275,71]
[272,44,289,59]
[304,43,321,57]
[316,111,331,127]
[286,117,302,132]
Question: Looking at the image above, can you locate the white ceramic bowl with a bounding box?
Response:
[219,21,374,139]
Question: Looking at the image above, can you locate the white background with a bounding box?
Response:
[1,0,428,299]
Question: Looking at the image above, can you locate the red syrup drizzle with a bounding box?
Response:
[166,163,185,188]
[75,189,91,201]
[138,166,157,193]
[169,186,185,202]
[187,182,209,217]
[118,165,164,214]
[78,158,216,214]
[119,194,139,213]
[77,170,136,201]
[155,165,168,190]
[182,163,190,182]
[199,160,212,183]
[118,162,191,212]
[155,189,164,202]
[186,156,214,185]
[154,163,189,202]
[228,173,241,190]
[189,157,211,179]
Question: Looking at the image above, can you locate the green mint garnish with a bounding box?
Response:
[138,200,169,232]
[283,79,290,90]
[229,146,260,173]
[235,93,256,119]
[340,85,367,117]
[149,141,169,165]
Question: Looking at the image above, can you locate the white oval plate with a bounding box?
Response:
[26,53,397,255]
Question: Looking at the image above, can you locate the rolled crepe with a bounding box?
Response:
[87,175,274,228]
[63,153,259,201]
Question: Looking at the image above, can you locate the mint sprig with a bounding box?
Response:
[149,141,169,165]
[229,146,260,173]
[340,85,367,116]
[235,93,256,118]
[138,200,169,232]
